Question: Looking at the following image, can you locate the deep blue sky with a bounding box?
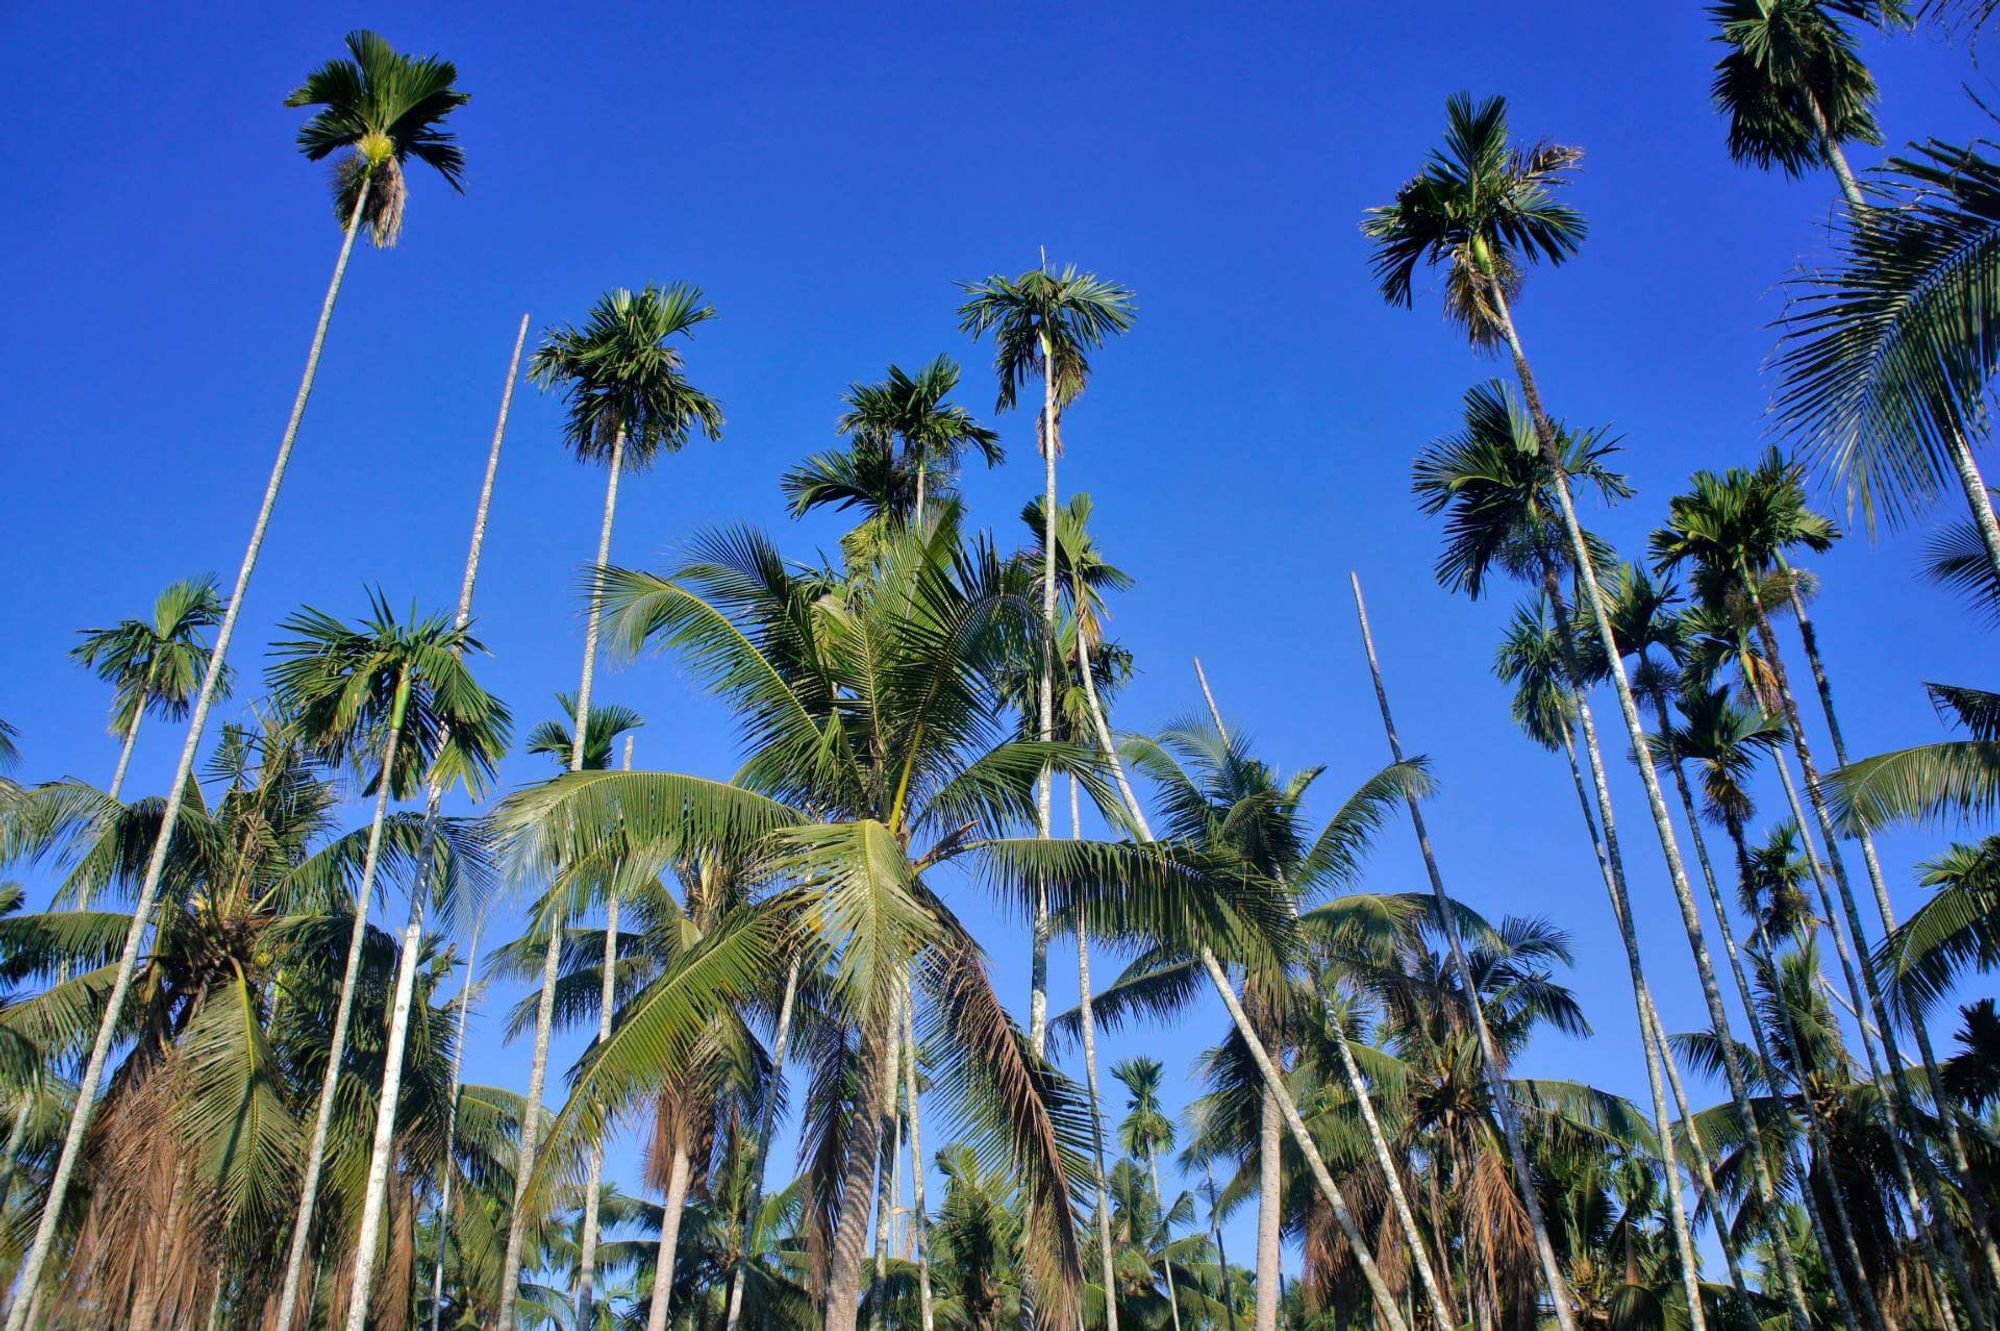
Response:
[3,0,1993,1281]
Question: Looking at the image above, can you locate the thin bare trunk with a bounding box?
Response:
[578,733,638,1326]
[871,986,905,1328]
[428,920,482,1331]
[1029,339,1058,1058]
[1492,286,1813,1331]
[1254,1086,1281,1331]
[276,668,412,1331]
[724,959,802,1331]
[1349,576,1578,1331]
[644,1143,693,1331]
[496,425,627,1331]
[4,179,374,1331]
[1072,777,1121,1331]
[903,983,935,1331]
[106,710,142,807]
[343,312,529,1331]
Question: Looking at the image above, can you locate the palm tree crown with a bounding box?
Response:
[956,265,1136,417]
[529,285,726,467]
[1709,0,1889,177]
[70,576,229,737]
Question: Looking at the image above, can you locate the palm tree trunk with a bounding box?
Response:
[1148,1154,1184,1331]
[1350,574,1579,1331]
[578,733,638,1326]
[1740,578,1998,1318]
[902,984,936,1331]
[106,709,142,806]
[342,311,529,1331]
[428,918,482,1331]
[129,1165,186,1331]
[725,958,803,1331]
[1072,777,1122,1331]
[1203,1165,1238,1331]
[1,179,374,1331]
[644,1140,694,1331]
[1491,286,1816,1331]
[1085,659,1410,1331]
[1253,1086,1281,1331]
[496,423,628,1331]
[274,667,412,1331]
[915,463,928,530]
[1029,340,1058,1059]
[825,1024,890,1331]
[871,985,905,1328]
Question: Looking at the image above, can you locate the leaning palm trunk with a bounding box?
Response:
[1029,341,1059,1057]
[428,919,483,1331]
[1078,670,1412,1331]
[724,959,803,1331]
[275,667,414,1331]
[1072,778,1122,1331]
[1351,575,1580,1331]
[495,423,628,1331]
[1738,570,1998,1314]
[342,312,529,1331]
[3,179,374,1331]
[106,708,143,806]
[1490,284,1816,1331]
[1773,559,2000,1294]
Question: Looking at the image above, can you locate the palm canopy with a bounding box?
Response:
[284,29,470,246]
[1018,493,1135,652]
[1662,683,1786,833]
[524,693,645,773]
[69,575,230,736]
[1361,92,1586,347]
[1649,448,1837,587]
[1709,0,1889,177]
[1773,139,2000,529]
[1411,379,1631,598]
[266,590,512,802]
[529,284,726,468]
[1110,1057,1176,1163]
[1494,598,1580,752]
[957,264,1136,417]
[838,356,1002,488]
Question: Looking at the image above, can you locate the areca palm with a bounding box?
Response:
[68,575,229,804]
[3,39,470,1319]
[500,280,725,1331]
[1113,1058,1186,1331]
[958,261,1134,1056]
[268,593,510,1331]
[1370,93,1817,1331]
[837,356,1003,526]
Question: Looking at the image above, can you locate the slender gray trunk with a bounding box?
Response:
[428,920,483,1331]
[1072,777,1121,1331]
[1253,1087,1281,1331]
[644,1143,693,1331]
[1350,576,1579,1331]
[3,179,374,1331]
[106,710,142,807]
[495,424,627,1331]
[724,959,802,1331]
[343,311,529,1331]
[1029,338,1058,1058]
[275,668,412,1331]
[577,733,638,1326]
[1148,1153,1184,1331]
[1493,288,1814,1331]
[870,985,905,1328]
[902,983,935,1331]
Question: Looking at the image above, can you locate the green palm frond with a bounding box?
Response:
[957,265,1136,414]
[529,284,724,468]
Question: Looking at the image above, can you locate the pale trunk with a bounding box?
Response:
[902,986,936,1331]
[578,734,637,1325]
[644,1143,693,1331]
[1743,579,1996,1318]
[429,920,483,1331]
[107,709,142,807]
[871,986,905,1326]
[915,464,928,530]
[495,425,627,1331]
[1148,1154,1183,1331]
[1071,774,1121,1331]
[343,311,529,1331]
[1,180,374,1331]
[274,670,412,1331]
[724,958,802,1331]
[1492,287,1814,1331]
[1029,341,1058,1057]
[824,1026,890,1331]
[1254,1087,1281,1331]
[1087,661,1409,1331]
[1349,576,1579,1331]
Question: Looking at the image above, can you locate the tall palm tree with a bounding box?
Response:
[68,576,229,805]
[837,356,1003,526]
[343,313,529,1331]
[1112,1057,1185,1331]
[1,36,470,1327]
[267,593,510,1331]
[1367,94,1817,1331]
[958,262,1134,1056]
[498,281,725,1331]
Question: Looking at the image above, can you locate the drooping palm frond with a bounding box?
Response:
[529,284,725,468]
[1874,836,2000,1015]
[1924,509,2000,623]
[957,265,1136,415]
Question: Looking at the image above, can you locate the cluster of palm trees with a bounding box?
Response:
[4,6,2000,1330]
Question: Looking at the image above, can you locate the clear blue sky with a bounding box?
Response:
[2,0,1991,1280]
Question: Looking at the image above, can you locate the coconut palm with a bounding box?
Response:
[497,281,726,1331]
[1369,93,1818,1331]
[68,576,229,806]
[836,356,1002,525]
[958,261,1135,1056]
[1,39,471,1320]
[267,593,510,1331]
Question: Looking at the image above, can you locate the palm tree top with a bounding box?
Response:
[70,575,230,734]
[1650,446,1838,582]
[956,263,1136,413]
[524,693,645,772]
[529,284,725,469]
[1709,0,1891,177]
[838,356,1003,470]
[1362,92,1586,346]
[285,29,470,247]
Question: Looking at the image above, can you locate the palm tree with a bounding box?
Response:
[343,314,530,1331]
[958,261,1135,1056]
[68,575,228,805]
[498,281,725,1331]
[267,593,510,1331]
[1367,94,1817,1331]
[1112,1057,1185,1331]
[1,36,470,1327]
[1709,0,1895,208]
[836,356,1002,525]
